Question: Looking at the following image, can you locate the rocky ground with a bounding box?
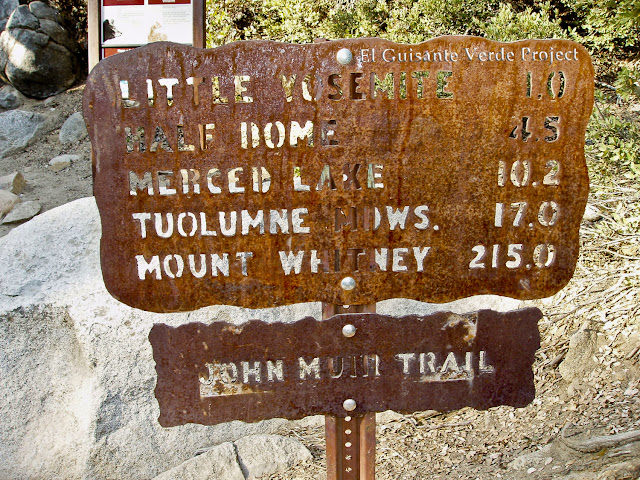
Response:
[0,84,638,479]
[0,83,92,239]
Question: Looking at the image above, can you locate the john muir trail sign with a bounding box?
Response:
[150,308,542,427]
[84,37,593,313]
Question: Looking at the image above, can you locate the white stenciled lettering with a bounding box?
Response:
[134,252,254,280]
[279,251,305,275]
[401,351,496,381]
[298,357,321,379]
[386,206,410,230]
[188,254,207,278]
[396,353,416,374]
[241,210,265,235]
[413,247,431,272]
[267,360,284,382]
[132,212,151,238]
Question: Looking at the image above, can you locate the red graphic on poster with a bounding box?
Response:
[103,0,144,6]
[148,0,191,4]
[102,47,136,58]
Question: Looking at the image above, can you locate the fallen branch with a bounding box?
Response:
[560,424,640,453]
[422,420,473,431]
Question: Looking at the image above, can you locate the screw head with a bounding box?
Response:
[341,276,356,291]
[343,398,357,411]
[342,324,356,338]
[336,48,353,65]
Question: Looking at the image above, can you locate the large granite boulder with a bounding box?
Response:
[0,1,80,98]
[0,197,521,479]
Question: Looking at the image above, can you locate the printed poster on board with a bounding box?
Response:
[101,0,193,48]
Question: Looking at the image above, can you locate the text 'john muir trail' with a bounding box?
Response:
[199,350,495,397]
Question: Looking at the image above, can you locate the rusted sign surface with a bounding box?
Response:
[84,37,593,312]
[150,307,541,426]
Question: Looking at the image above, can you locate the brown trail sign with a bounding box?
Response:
[150,308,542,427]
[83,37,593,312]
[85,36,593,479]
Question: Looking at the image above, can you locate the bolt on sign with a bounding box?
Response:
[84,37,593,312]
[149,308,542,426]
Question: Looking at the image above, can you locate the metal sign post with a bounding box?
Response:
[323,303,377,480]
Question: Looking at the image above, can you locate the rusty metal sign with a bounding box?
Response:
[150,307,541,426]
[84,37,593,312]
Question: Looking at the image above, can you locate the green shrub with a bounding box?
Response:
[477,2,566,42]
[204,0,499,46]
[587,98,640,179]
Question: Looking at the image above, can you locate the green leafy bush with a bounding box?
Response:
[477,2,566,42]
[587,98,640,179]
[614,66,640,101]
[204,0,499,46]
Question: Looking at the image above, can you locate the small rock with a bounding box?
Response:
[0,110,49,158]
[0,188,19,215]
[559,323,599,382]
[49,154,79,172]
[631,103,640,113]
[508,444,553,470]
[583,204,602,223]
[43,95,59,107]
[235,434,313,478]
[59,112,87,144]
[377,410,405,423]
[1,200,40,224]
[152,442,245,480]
[0,84,23,110]
[0,171,26,194]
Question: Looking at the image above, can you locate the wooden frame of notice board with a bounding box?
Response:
[87,0,205,72]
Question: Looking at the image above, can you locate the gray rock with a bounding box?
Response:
[234,434,313,479]
[5,4,37,30]
[377,294,522,316]
[0,84,22,109]
[59,112,87,144]
[0,109,48,157]
[0,199,39,223]
[0,1,79,99]
[0,187,17,214]
[583,204,602,223]
[29,1,60,22]
[0,171,25,193]
[559,323,599,382]
[153,442,245,480]
[377,410,405,423]
[0,1,18,29]
[0,197,292,479]
[49,153,79,171]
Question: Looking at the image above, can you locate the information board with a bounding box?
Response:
[150,308,542,426]
[101,0,193,49]
[84,37,594,312]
